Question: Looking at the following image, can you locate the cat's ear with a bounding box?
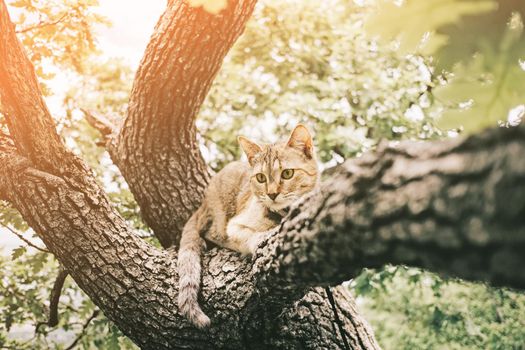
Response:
[238,136,262,166]
[287,124,313,158]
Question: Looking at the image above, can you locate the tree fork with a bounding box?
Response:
[1,1,381,348]
[112,0,261,248]
[2,0,525,349]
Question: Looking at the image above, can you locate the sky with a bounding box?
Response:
[1,0,167,254]
[95,0,166,69]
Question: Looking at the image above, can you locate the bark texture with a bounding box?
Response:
[111,0,260,248]
[1,0,525,349]
[1,1,380,349]
[254,126,525,291]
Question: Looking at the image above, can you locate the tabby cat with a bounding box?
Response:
[177,125,319,328]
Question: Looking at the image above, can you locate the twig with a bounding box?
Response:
[81,108,117,137]
[15,13,68,34]
[48,267,69,327]
[0,333,37,349]
[35,266,69,332]
[64,310,100,350]
[1,224,50,253]
[81,109,120,149]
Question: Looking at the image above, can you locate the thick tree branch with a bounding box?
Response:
[0,129,30,201]
[1,2,379,349]
[0,130,13,200]
[254,125,525,292]
[0,1,66,169]
[111,0,258,247]
[4,159,376,349]
[6,0,523,349]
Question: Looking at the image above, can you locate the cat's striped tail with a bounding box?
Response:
[177,206,211,328]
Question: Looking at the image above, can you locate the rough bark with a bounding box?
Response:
[1,1,380,349]
[254,126,525,291]
[0,1,65,168]
[110,0,260,248]
[0,139,378,349]
[2,0,525,349]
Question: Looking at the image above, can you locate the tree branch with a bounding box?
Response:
[1,224,50,253]
[110,0,258,247]
[2,2,379,349]
[0,1,66,169]
[5,0,524,349]
[0,129,31,201]
[64,309,100,350]
[48,267,69,327]
[15,12,68,34]
[81,108,119,149]
[34,267,69,332]
[81,109,116,138]
[254,125,525,292]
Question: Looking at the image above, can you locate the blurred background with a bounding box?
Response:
[1,0,524,348]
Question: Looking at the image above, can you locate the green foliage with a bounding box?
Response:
[1,0,108,127]
[0,252,53,349]
[351,267,525,349]
[10,246,26,260]
[364,0,525,132]
[2,0,525,348]
[364,0,497,56]
[0,201,28,231]
[199,0,443,170]
[63,57,133,117]
[0,252,138,349]
[435,9,525,131]
[9,0,110,76]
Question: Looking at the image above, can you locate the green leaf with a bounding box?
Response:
[364,0,497,56]
[11,246,26,260]
[8,0,30,8]
[105,328,120,350]
[435,11,525,132]
[433,0,525,71]
[364,0,525,133]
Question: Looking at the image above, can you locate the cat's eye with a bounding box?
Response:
[281,169,294,180]
[255,173,267,183]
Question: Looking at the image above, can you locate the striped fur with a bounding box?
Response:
[177,205,211,328]
[177,125,319,328]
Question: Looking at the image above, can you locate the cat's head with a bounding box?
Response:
[238,125,319,212]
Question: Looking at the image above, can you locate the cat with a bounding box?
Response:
[177,124,319,328]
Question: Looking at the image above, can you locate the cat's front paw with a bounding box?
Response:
[248,229,278,257]
[247,235,263,256]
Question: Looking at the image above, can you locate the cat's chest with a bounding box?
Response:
[231,197,276,231]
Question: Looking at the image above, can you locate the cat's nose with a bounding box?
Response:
[268,193,279,201]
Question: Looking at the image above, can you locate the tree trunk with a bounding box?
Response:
[1,0,524,349]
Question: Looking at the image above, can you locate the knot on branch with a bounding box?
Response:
[81,109,120,149]
[0,144,31,181]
